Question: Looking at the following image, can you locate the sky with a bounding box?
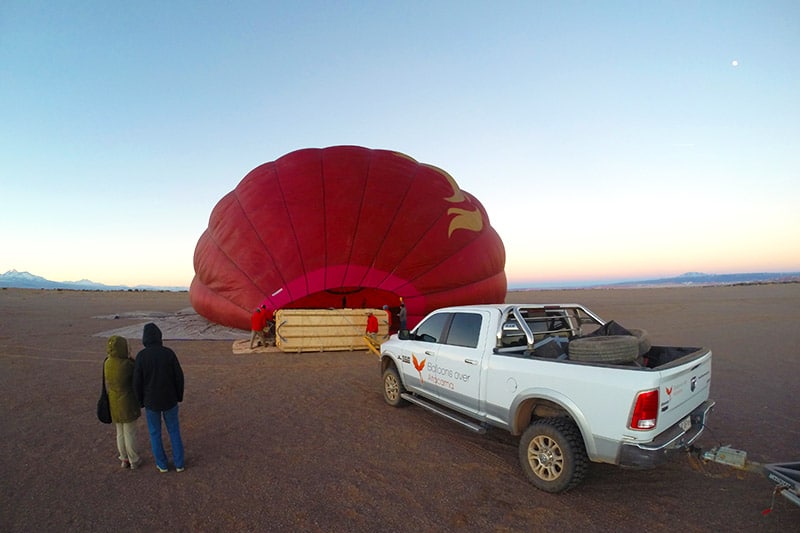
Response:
[2,1,799,289]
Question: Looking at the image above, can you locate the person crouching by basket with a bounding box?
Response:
[105,335,141,469]
[260,304,275,347]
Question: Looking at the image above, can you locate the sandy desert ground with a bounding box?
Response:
[1,284,798,532]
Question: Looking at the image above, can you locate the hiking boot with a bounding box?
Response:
[121,459,130,469]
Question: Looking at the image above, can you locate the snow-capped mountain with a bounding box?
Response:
[0,270,187,291]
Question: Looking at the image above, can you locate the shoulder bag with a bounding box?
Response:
[97,359,112,424]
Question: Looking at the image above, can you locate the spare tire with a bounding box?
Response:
[628,328,652,356]
[568,335,639,364]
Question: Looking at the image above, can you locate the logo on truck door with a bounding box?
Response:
[412,354,426,383]
[408,354,473,390]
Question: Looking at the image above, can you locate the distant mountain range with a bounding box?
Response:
[2,269,798,293]
[0,270,188,292]
[508,270,800,290]
[595,271,800,288]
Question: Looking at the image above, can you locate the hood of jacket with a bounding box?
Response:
[107,335,129,359]
[142,322,163,347]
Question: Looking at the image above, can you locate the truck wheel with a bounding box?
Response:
[519,417,588,493]
[382,366,409,407]
[568,335,639,363]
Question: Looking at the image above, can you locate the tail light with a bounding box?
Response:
[630,389,659,430]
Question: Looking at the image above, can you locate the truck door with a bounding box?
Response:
[433,311,487,413]
[397,312,451,397]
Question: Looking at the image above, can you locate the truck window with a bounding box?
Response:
[522,309,549,335]
[445,313,482,348]
[520,308,572,339]
[414,312,451,343]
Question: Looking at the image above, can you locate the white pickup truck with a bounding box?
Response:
[379,303,714,493]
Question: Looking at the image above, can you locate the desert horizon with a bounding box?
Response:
[4,267,800,294]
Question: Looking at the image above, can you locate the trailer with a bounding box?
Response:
[763,462,800,508]
[702,446,800,512]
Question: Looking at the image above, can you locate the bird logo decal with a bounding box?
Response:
[423,163,485,237]
[412,353,426,383]
[447,207,483,236]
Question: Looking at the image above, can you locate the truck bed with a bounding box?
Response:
[495,341,703,370]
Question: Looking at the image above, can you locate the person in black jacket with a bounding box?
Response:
[133,323,185,473]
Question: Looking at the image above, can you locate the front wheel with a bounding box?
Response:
[382,366,409,407]
[518,417,588,493]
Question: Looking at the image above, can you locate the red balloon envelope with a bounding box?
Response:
[190,146,506,331]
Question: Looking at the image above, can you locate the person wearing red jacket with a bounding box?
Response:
[366,312,379,341]
[250,307,264,349]
[382,304,393,333]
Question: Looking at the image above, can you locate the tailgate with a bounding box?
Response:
[655,348,712,431]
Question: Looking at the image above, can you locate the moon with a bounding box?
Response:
[731,59,739,67]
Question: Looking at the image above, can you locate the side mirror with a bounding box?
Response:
[398,329,410,340]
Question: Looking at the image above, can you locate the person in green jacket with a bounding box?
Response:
[104,336,141,469]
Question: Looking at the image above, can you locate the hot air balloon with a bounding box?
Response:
[190,146,506,331]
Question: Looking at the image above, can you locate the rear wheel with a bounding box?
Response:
[519,417,588,493]
[382,366,409,407]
